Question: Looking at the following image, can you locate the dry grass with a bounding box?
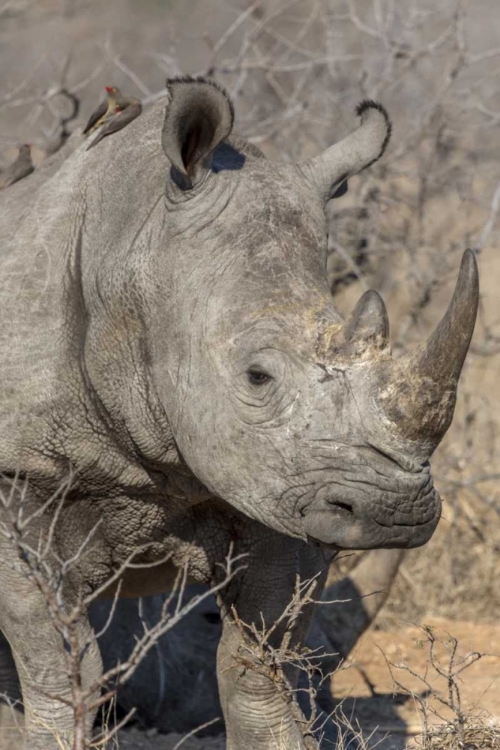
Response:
[413,716,500,750]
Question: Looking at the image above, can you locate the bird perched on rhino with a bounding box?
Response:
[0,144,34,190]
[83,86,120,136]
[84,85,142,151]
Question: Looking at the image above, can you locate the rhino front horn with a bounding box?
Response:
[381,250,479,447]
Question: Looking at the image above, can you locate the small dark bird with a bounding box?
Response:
[85,86,142,151]
[0,144,34,189]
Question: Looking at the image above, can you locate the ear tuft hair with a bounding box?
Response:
[166,76,235,123]
[355,100,392,161]
[355,99,389,118]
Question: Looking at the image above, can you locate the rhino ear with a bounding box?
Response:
[300,101,391,204]
[162,77,234,189]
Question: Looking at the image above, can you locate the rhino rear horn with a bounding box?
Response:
[344,289,390,354]
[162,77,234,189]
[300,101,391,204]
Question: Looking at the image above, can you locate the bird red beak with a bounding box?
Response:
[105,86,113,93]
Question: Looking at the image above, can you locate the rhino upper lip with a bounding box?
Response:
[327,497,437,527]
[329,484,438,527]
[296,464,439,533]
[303,505,441,551]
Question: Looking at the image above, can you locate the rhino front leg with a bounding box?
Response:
[0,537,102,750]
[216,528,328,750]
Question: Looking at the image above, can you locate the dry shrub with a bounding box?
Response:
[386,625,500,750]
[0,475,241,750]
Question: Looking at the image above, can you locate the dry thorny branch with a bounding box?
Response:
[228,572,373,747]
[0,469,380,749]
[0,472,244,749]
[0,472,367,749]
[230,574,326,744]
[228,571,397,749]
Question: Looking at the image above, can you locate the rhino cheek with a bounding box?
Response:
[166,394,284,522]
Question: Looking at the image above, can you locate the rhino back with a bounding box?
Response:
[0,101,169,477]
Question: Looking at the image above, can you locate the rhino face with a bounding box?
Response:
[212,328,443,550]
[152,78,478,551]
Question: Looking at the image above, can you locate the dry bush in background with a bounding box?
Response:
[388,625,499,749]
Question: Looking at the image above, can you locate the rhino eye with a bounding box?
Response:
[247,369,272,386]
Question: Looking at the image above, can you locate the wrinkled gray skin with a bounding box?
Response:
[0,78,478,749]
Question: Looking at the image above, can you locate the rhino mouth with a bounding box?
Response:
[299,464,441,550]
[303,499,440,549]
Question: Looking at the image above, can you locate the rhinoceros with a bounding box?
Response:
[0,77,478,750]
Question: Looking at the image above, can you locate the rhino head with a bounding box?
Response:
[96,78,478,551]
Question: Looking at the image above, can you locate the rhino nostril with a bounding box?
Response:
[330,500,354,514]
